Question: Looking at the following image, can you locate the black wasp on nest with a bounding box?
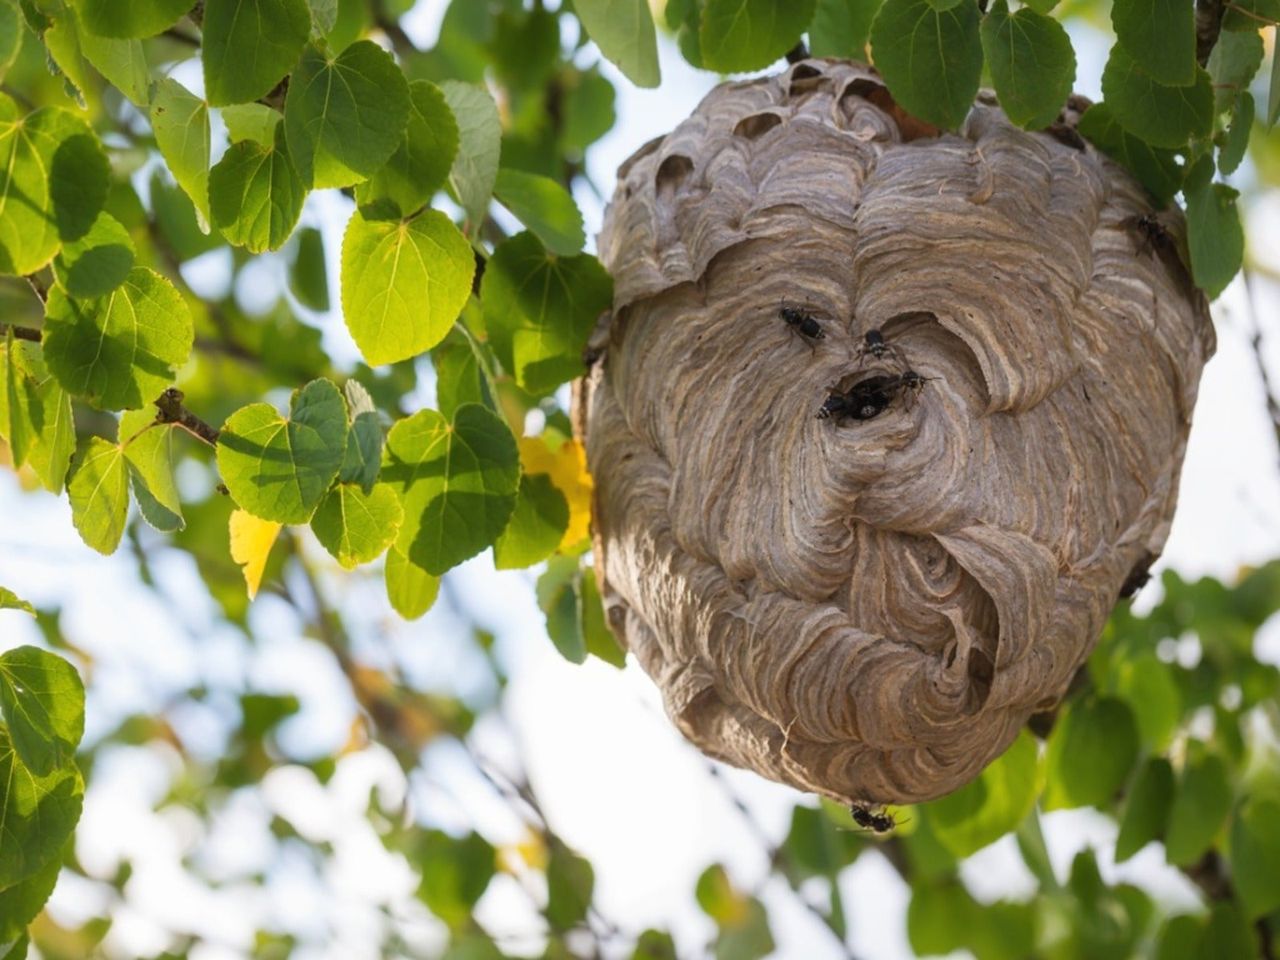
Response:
[817,371,933,422]
[780,304,825,348]
[855,328,907,368]
[850,805,897,833]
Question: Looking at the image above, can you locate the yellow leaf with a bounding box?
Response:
[497,828,549,873]
[229,508,282,599]
[519,436,593,550]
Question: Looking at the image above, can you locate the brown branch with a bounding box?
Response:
[1243,270,1280,467]
[0,323,42,343]
[1196,0,1225,66]
[154,388,220,446]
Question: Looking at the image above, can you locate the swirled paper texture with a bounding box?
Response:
[576,61,1215,804]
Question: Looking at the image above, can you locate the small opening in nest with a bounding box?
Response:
[733,112,785,141]
[655,154,694,198]
[787,63,825,96]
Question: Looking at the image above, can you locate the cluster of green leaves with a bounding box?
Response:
[754,563,1280,959]
[594,0,1277,300]
[0,597,86,960]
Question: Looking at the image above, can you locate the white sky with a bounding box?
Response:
[2,5,1279,959]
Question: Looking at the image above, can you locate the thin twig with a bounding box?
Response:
[0,323,42,343]
[154,388,221,445]
[1242,270,1280,468]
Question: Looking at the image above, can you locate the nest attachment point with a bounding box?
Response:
[574,60,1215,806]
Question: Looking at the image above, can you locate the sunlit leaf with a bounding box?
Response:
[150,77,211,231]
[44,267,194,410]
[340,208,475,366]
[0,645,84,775]
[67,436,128,555]
[493,473,568,569]
[1,340,74,493]
[384,544,439,620]
[228,507,282,600]
[573,0,659,87]
[216,378,349,524]
[339,380,381,493]
[481,232,612,394]
[284,40,410,188]
[52,211,135,297]
[382,404,519,576]
[355,79,458,218]
[493,169,585,256]
[0,726,83,891]
[77,0,195,38]
[203,0,310,106]
[1042,696,1139,810]
[440,81,500,233]
[0,588,34,616]
[927,730,1040,857]
[0,0,22,83]
[310,482,402,569]
[518,436,593,550]
[209,123,305,253]
[120,408,184,529]
[0,97,109,274]
[0,850,60,944]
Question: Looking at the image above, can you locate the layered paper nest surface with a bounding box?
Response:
[575,60,1216,804]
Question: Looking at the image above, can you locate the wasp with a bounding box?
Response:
[850,805,898,833]
[817,371,933,422]
[780,304,825,348]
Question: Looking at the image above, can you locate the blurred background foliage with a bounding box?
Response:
[0,0,1279,958]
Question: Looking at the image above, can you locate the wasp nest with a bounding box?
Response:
[575,60,1215,805]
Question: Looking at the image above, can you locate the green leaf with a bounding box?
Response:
[1199,903,1257,960]
[0,849,61,944]
[1115,756,1174,862]
[1184,157,1243,300]
[67,435,128,554]
[0,98,109,274]
[581,566,626,667]
[284,40,410,189]
[1207,30,1264,112]
[310,482,402,569]
[493,473,568,569]
[77,0,194,37]
[926,730,1040,857]
[907,881,976,956]
[537,555,586,663]
[1100,44,1213,148]
[209,123,305,253]
[121,408,183,526]
[1165,742,1232,866]
[77,24,149,106]
[432,332,489,422]
[562,69,616,152]
[1111,0,1195,86]
[52,210,134,297]
[869,0,982,129]
[1,937,30,960]
[339,380,381,493]
[384,544,439,620]
[355,79,458,219]
[1222,0,1280,27]
[979,0,1075,129]
[1076,103,1182,203]
[632,930,678,960]
[221,102,281,146]
[573,0,660,87]
[1042,696,1139,810]
[0,340,74,493]
[481,232,612,394]
[202,0,310,106]
[700,0,817,73]
[43,266,194,410]
[0,0,22,84]
[1219,92,1253,176]
[0,588,34,616]
[440,80,501,233]
[493,169,585,256]
[150,171,222,261]
[150,78,211,231]
[0,646,84,776]
[1229,796,1280,919]
[289,226,329,311]
[340,208,475,366]
[381,404,519,576]
[216,378,349,524]
[1155,914,1205,960]
[808,0,880,57]
[545,843,594,932]
[412,830,496,930]
[1111,652,1180,750]
[0,726,83,891]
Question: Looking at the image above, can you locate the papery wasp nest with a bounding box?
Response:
[573,60,1215,805]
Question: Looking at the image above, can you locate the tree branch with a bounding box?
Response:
[1196,0,1225,66]
[154,388,221,445]
[0,323,42,343]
